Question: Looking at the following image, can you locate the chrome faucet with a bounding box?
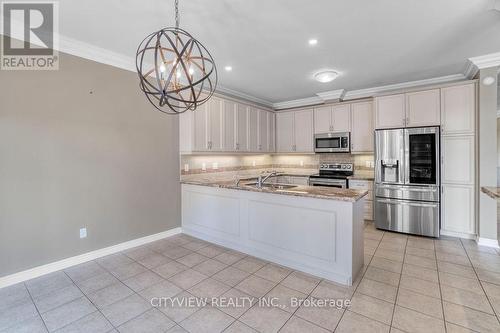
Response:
[257,171,281,188]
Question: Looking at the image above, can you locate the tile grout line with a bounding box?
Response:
[23,281,51,333]
[387,233,407,331]
[435,238,448,333]
[459,238,500,326]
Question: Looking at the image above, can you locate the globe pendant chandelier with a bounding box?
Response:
[136,0,217,114]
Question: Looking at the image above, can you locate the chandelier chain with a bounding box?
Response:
[175,0,179,29]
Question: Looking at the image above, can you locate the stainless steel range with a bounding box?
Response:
[374,126,440,237]
[309,163,354,189]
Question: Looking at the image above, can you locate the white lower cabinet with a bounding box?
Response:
[349,180,373,220]
[441,184,475,236]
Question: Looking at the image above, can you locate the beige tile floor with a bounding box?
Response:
[1,223,500,333]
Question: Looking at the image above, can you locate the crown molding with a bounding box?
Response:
[273,96,323,110]
[466,51,500,79]
[343,74,466,100]
[215,86,274,108]
[316,89,346,102]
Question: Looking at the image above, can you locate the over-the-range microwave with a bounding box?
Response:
[314,132,350,153]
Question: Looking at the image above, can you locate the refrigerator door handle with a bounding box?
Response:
[376,199,438,208]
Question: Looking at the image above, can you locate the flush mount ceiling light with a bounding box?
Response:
[308,39,318,46]
[136,0,217,115]
[482,76,496,86]
[314,70,339,83]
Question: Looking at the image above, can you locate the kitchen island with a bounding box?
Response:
[181,176,367,286]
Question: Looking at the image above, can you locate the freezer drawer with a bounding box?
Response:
[375,198,440,237]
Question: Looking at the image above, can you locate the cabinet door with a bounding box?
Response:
[247,107,259,152]
[313,106,332,134]
[268,112,275,152]
[276,112,294,152]
[441,184,475,235]
[441,135,475,185]
[441,84,475,135]
[351,102,374,153]
[375,94,406,129]
[294,109,314,152]
[236,103,248,151]
[193,102,209,151]
[258,110,268,152]
[406,89,441,127]
[208,97,223,151]
[332,104,351,132]
[223,100,237,151]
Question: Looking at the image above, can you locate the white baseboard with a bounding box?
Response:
[440,229,476,240]
[0,227,182,289]
[477,237,500,249]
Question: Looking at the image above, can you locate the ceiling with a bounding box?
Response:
[58,0,500,104]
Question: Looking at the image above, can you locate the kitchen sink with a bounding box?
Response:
[243,182,298,190]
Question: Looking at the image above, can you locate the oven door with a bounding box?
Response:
[404,127,440,186]
[308,177,347,188]
[314,133,350,153]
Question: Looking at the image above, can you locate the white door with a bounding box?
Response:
[236,103,248,151]
[313,106,331,134]
[332,104,351,132]
[375,94,406,129]
[441,184,475,235]
[351,102,374,153]
[406,89,441,127]
[294,109,314,152]
[223,100,237,151]
[276,112,294,152]
[441,84,475,135]
[441,135,475,185]
[258,110,268,152]
[268,112,275,152]
[248,107,259,152]
[193,102,209,151]
[208,97,223,151]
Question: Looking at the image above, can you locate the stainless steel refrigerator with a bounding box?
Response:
[374,127,440,237]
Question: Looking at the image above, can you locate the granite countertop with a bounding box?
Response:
[181,175,368,202]
[481,187,500,200]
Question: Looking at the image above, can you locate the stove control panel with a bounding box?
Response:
[319,163,353,172]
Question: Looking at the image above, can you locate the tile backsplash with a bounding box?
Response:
[181,153,374,175]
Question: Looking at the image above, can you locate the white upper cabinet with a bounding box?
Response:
[405,89,441,127]
[236,103,248,152]
[276,112,295,153]
[351,101,374,153]
[268,112,276,152]
[313,106,331,134]
[441,135,475,185]
[441,83,475,135]
[375,94,406,129]
[258,110,268,152]
[223,100,236,151]
[332,104,351,132]
[314,104,351,134]
[294,109,314,152]
[193,102,209,151]
[208,97,224,151]
[248,107,259,152]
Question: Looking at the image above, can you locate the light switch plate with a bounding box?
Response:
[79,228,87,239]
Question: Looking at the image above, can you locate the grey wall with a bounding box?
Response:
[0,49,181,277]
[478,68,498,241]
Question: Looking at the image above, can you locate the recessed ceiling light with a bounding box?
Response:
[314,70,339,83]
[308,39,318,46]
[224,66,232,71]
[482,76,496,86]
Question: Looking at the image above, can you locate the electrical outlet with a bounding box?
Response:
[201,163,206,171]
[212,162,218,170]
[300,160,304,167]
[79,228,87,239]
[252,160,256,167]
[184,164,189,172]
[365,161,371,168]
